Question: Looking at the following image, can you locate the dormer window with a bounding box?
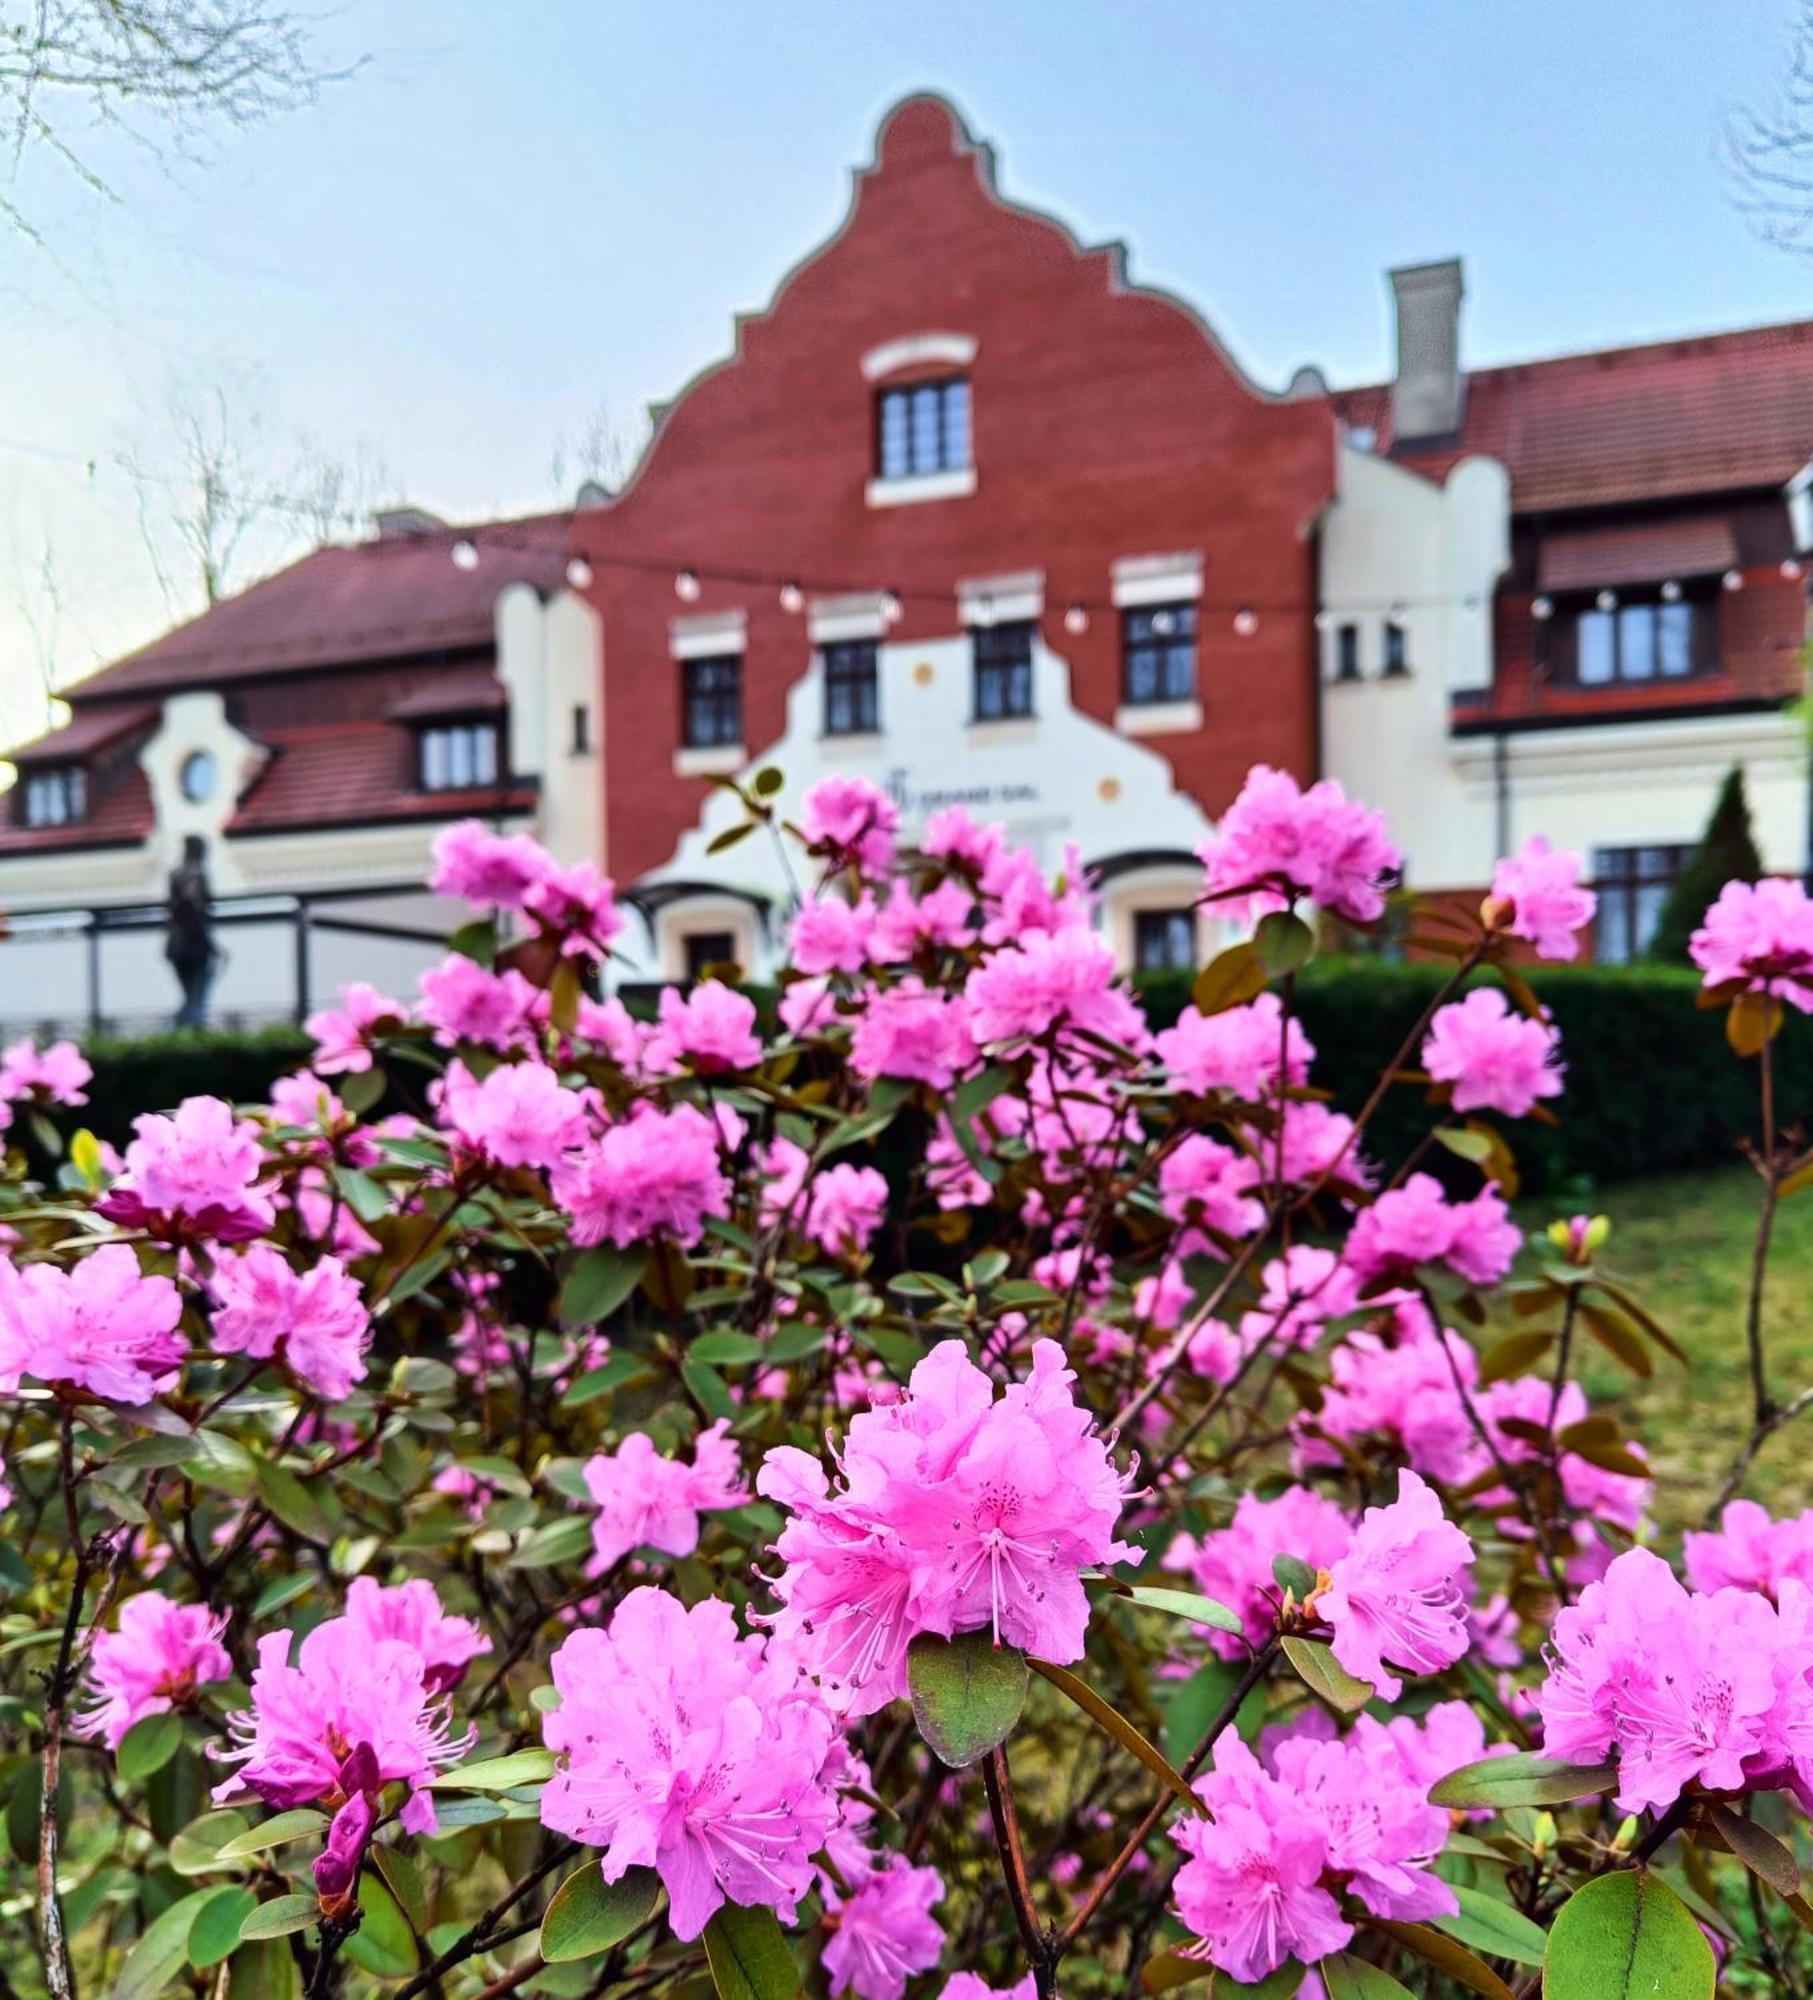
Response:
[21,766,86,828]
[419,720,500,792]
[877,378,970,481]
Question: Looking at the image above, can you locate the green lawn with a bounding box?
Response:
[1512,1166,1813,1532]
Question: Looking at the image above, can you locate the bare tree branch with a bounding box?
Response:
[1725,1,1813,254]
[549,402,644,503]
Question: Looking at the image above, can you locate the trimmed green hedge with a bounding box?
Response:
[60,966,1802,1193]
[1137,960,1807,1195]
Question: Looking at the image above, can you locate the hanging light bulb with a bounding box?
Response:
[779,580,804,614]
[881,589,903,625]
[1313,609,1333,632]
[1233,607,1258,638]
[1660,579,1683,603]
[1150,608,1176,637]
[565,556,593,589]
[674,567,702,601]
[1064,601,1089,636]
[1783,559,1804,581]
[1723,568,1745,592]
[1531,595,1554,621]
[1595,589,1618,613]
[450,539,479,571]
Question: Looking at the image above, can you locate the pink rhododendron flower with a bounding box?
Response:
[1238,1245,1363,1352]
[871,878,976,958]
[209,1244,372,1401]
[215,1614,471,1835]
[1478,1375,1650,1533]
[849,978,974,1089]
[1690,875,1813,1009]
[343,1576,490,1692]
[1318,1469,1473,1700]
[1167,1486,1354,1658]
[939,1980,1035,2000]
[1685,1499,1813,1599]
[539,1588,845,1939]
[759,1340,1136,1713]
[0,1244,185,1403]
[552,1103,730,1248]
[0,1037,91,1106]
[1537,1547,1785,1813]
[792,893,877,976]
[1488,836,1596,961]
[437,1058,590,1170]
[822,1856,945,2000]
[963,928,1146,1052]
[581,1420,748,1573]
[805,1163,890,1258]
[1265,1101,1372,1192]
[646,981,762,1074]
[431,819,550,909]
[922,805,1005,873]
[1155,993,1313,1100]
[1197,764,1401,924]
[304,983,404,1075]
[98,1094,273,1241]
[1344,1173,1520,1288]
[524,857,624,957]
[1421,988,1563,1118]
[76,1594,231,1748]
[779,975,839,1036]
[418,955,545,1052]
[801,775,899,875]
[1295,1315,1480,1486]
[1157,1135,1264,1250]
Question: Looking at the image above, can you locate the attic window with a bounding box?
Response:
[419,720,500,792]
[21,767,86,828]
[877,378,970,481]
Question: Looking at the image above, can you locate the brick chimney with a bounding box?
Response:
[1389,258,1465,444]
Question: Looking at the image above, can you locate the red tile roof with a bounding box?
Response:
[385,666,507,720]
[1333,319,1813,512]
[67,514,572,701]
[226,722,534,834]
[0,764,155,852]
[1537,515,1739,593]
[7,703,159,765]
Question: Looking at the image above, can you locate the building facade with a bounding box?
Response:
[3,92,1811,1024]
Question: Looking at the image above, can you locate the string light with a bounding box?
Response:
[881,589,903,625]
[1064,602,1089,635]
[450,539,479,572]
[778,580,804,614]
[971,594,996,628]
[1150,608,1176,637]
[675,567,702,602]
[1314,609,1332,632]
[1531,596,1554,620]
[565,557,593,589]
[1232,607,1258,637]
[1661,579,1683,602]
[1723,568,1745,592]
[1595,589,1618,612]
[1783,559,1804,581]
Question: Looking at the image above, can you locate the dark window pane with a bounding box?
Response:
[682,655,743,748]
[1657,602,1693,677]
[973,620,1035,719]
[1122,601,1197,705]
[822,639,879,735]
[1618,603,1656,681]
[1336,624,1360,680]
[1383,621,1409,675]
[683,932,737,983]
[875,378,971,478]
[1577,610,1615,684]
[1134,909,1197,972]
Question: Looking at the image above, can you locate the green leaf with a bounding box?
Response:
[702,1900,802,2000]
[1476,1330,1554,1385]
[689,1330,764,1367]
[1138,1948,1215,1992]
[113,1888,221,2000]
[423,1748,556,1791]
[1029,1658,1205,1816]
[1119,1584,1244,1637]
[559,1245,647,1328]
[906,1629,1031,1768]
[215,1809,330,1860]
[1433,1884,1549,1968]
[1163,1659,1266,1767]
[540,1861,662,1963]
[1428,1751,1618,1810]
[1320,1956,1415,1999]
[1271,1554,1318,1599]
[1706,1801,1801,1898]
[237,1893,321,1942]
[1254,909,1316,976]
[254,1459,334,1543]
[1281,1636,1374,1713]
[188,1886,257,1969]
[228,1937,303,1999]
[1367,1920,1514,2000]
[252,1571,319,1620]
[683,1357,735,1421]
[506,1514,595,1570]
[1190,940,1270,1016]
[341,1867,420,1978]
[118,1710,185,1783]
[331,1163,390,1223]
[1543,1871,1713,2000]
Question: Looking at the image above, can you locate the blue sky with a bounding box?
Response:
[3,0,1811,747]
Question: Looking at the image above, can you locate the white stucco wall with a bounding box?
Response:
[618,632,1222,981]
[496,583,605,870]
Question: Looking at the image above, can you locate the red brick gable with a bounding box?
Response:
[571,93,1338,883]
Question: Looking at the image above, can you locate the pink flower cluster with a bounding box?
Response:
[215,1578,485,1834]
[1690,875,1813,1011]
[77,1594,231,1749]
[758,1340,1137,1713]
[552,1102,730,1248]
[1422,988,1563,1118]
[1686,1499,1813,1598]
[0,1243,185,1404]
[1537,1545,1813,1813]
[432,819,623,957]
[963,927,1146,1052]
[98,1094,273,1241]
[1155,993,1312,1100]
[1487,836,1596,961]
[438,1058,590,1170]
[210,1244,372,1402]
[801,775,900,876]
[0,1038,91,1131]
[1171,1706,1468,1983]
[1197,764,1401,924]
[1343,1173,1521,1287]
[581,1419,748,1572]
[540,1588,847,1940]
